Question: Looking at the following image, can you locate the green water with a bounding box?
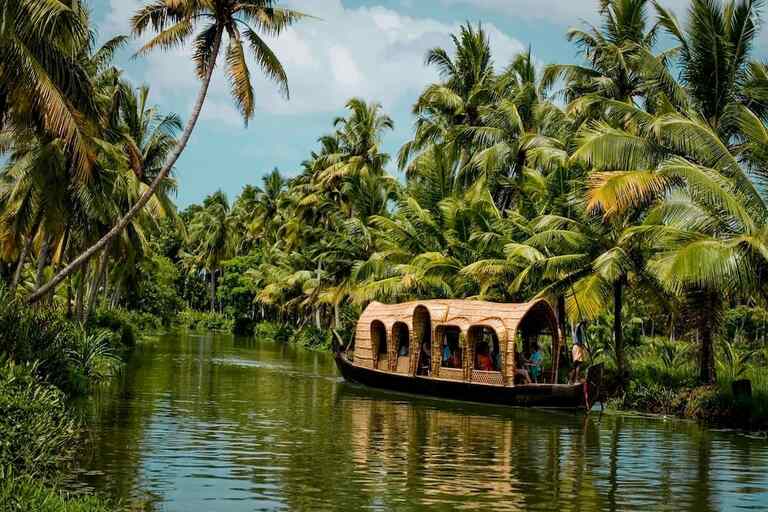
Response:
[69,331,768,511]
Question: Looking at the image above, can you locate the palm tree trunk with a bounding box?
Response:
[75,269,87,322]
[699,293,717,384]
[27,27,225,304]
[85,244,110,322]
[557,294,567,340]
[35,233,53,290]
[209,269,217,313]
[11,213,42,293]
[614,279,627,382]
[10,233,33,293]
[334,302,341,329]
[66,275,73,319]
[315,261,322,329]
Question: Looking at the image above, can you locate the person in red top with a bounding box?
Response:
[476,342,494,371]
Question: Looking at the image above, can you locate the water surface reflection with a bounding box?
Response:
[70,332,768,511]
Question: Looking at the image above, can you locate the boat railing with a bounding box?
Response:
[376,355,389,371]
[437,367,464,380]
[471,369,504,386]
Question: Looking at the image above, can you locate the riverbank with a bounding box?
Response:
[0,291,143,511]
[82,306,768,431]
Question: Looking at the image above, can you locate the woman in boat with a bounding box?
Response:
[442,339,452,366]
[514,351,532,384]
[475,342,494,371]
[528,342,543,383]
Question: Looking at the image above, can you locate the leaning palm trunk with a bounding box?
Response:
[27,28,224,304]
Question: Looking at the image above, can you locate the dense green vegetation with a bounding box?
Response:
[0,289,137,510]
[1,11,767,500]
[0,0,305,508]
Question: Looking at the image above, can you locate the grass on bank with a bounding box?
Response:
[601,337,768,430]
[0,475,114,512]
[0,287,138,511]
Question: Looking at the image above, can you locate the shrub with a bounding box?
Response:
[294,325,331,349]
[176,309,233,332]
[89,308,136,348]
[254,321,293,343]
[0,360,79,477]
[722,306,768,346]
[609,380,685,416]
[0,474,114,512]
[62,328,123,391]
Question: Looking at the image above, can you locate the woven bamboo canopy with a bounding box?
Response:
[351,299,562,386]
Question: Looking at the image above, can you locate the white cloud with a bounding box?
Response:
[101,0,525,125]
[439,0,692,25]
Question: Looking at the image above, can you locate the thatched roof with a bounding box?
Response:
[352,299,561,384]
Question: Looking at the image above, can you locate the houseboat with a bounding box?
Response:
[333,299,602,410]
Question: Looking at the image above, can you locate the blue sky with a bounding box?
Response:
[90,0,763,207]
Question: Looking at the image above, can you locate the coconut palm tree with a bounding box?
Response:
[542,0,657,107]
[398,22,496,172]
[189,191,235,311]
[579,100,768,384]
[28,0,309,303]
[654,0,765,131]
[0,0,97,177]
[248,169,287,245]
[314,98,394,189]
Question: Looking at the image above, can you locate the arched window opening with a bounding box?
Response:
[414,306,432,376]
[471,326,501,372]
[514,302,558,384]
[439,326,463,369]
[371,320,388,371]
[393,322,410,373]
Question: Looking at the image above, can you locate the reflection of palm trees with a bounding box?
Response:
[691,438,714,512]
[75,336,748,511]
[607,415,621,512]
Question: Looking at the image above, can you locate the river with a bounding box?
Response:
[68,331,768,511]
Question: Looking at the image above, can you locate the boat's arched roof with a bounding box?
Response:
[358,298,556,333]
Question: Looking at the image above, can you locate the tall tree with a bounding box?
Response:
[189,191,234,312]
[28,0,308,303]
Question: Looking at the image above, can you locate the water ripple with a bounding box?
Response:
[67,333,768,512]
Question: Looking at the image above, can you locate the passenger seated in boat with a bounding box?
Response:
[527,342,543,383]
[475,342,494,371]
[514,351,532,384]
[441,331,462,368]
[447,347,461,368]
[418,341,431,375]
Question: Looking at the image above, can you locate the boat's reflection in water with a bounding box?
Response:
[336,383,766,512]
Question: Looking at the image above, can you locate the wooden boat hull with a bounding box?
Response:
[334,353,596,410]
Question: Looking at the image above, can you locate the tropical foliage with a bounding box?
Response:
[3,0,768,398]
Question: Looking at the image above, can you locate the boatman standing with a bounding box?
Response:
[570,322,588,383]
